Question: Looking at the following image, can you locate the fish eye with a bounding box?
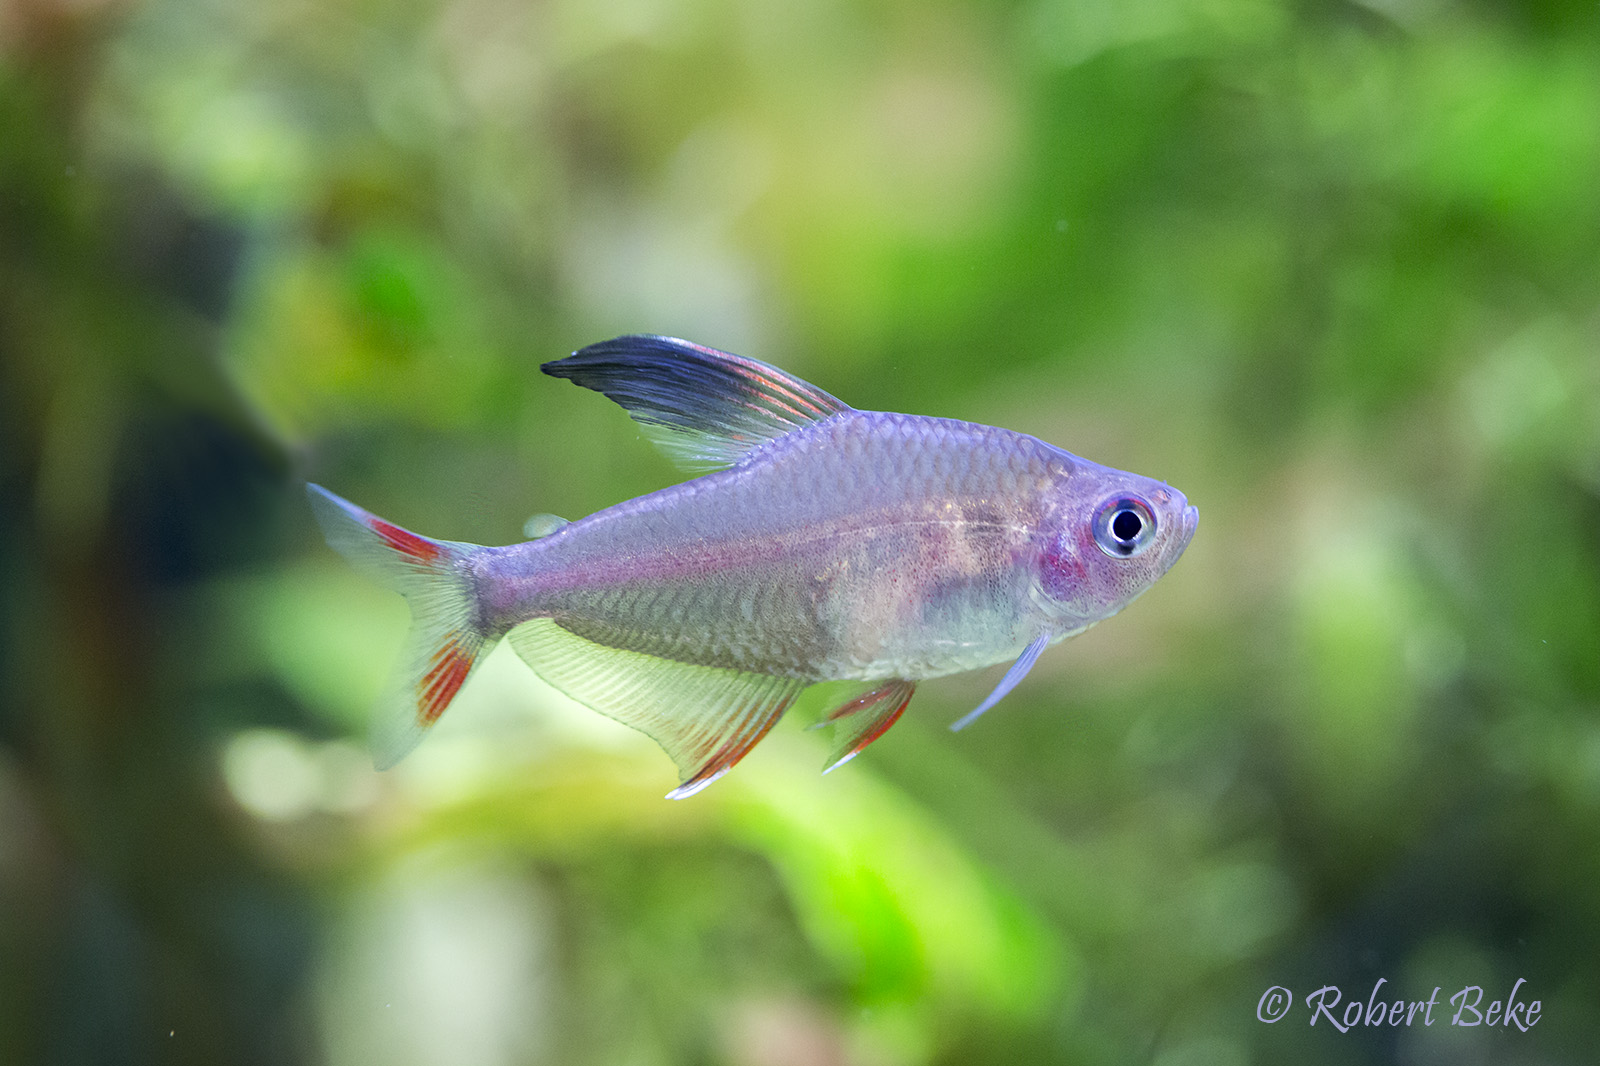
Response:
[1093,496,1157,558]
[1111,508,1142,542]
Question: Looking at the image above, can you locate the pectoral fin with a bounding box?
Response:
[541,335,851,470]
[507,619,806,798]
[949,633,1051,732]
[810,680,916,773]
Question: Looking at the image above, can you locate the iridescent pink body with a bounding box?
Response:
[476,411,1192,681]
[309,335,1196,797]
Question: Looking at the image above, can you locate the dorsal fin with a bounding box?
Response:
[542,335,852,471]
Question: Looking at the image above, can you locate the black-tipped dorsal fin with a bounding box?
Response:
[542,335,852,471]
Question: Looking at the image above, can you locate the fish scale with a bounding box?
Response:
[515,421,1038,664]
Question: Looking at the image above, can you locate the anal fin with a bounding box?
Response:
[507,619,806,799]
[812,680,916,773]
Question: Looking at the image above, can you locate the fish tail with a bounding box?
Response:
[306,483,498,768]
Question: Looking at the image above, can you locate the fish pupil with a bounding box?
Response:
[1111,508,1143,544]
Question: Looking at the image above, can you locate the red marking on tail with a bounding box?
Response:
[372,519,441,563]
[418,640,471,725]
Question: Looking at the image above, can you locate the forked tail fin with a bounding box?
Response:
[306,483,496,768]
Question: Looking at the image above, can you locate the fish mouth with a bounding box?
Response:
[1178,504,1199,553]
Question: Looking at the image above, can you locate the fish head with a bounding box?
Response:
[1031,457,1198,627]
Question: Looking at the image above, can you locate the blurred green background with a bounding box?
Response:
[2,0,1598,1063]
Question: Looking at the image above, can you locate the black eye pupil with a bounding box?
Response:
[1111,509,1142,543]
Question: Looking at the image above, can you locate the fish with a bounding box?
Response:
[307,335,1198,798]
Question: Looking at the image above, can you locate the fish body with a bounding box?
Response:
[484,412,1165,678]
[309,336,1196,797]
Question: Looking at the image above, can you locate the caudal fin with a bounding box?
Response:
[306,483,495,768]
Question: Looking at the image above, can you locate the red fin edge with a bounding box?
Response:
[372,518,442,563]
[839,692,909,759]
[667,693,797,800]
[822,680,915,773]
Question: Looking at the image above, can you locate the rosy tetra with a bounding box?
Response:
[309,335,1197,797]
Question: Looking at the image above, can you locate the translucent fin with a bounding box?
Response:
[541,335,852,471]
[812,680,916,773]
[522,513,568,539]
[507,618,806,798]
[306,484,496,769]
[949,633,1050,732]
